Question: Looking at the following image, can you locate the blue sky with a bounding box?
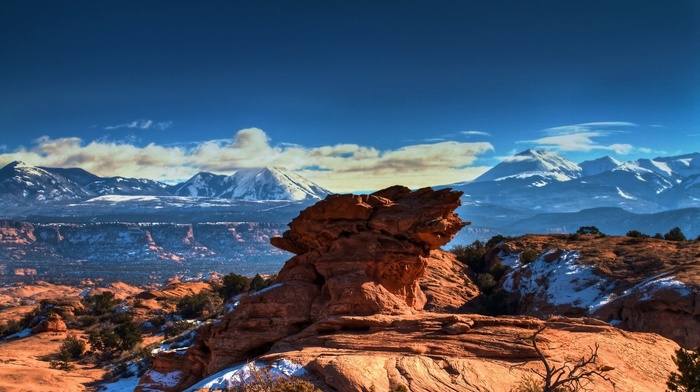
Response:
[1,1,699,192]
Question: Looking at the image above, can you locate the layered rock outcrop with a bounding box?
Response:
[139,186,467,390]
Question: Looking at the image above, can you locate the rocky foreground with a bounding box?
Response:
[139,186,692,391]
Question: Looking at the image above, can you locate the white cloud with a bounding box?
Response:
[104,119,172,131]
[0,128,494,193]
[520,122,639,154]
[460,131,491,137]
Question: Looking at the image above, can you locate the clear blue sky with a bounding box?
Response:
[1,1,699,191]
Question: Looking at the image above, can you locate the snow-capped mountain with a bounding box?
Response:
[473,149,582,185]
[170,172,232,197]
[0,161,93,205]
[579,156,621,177]
[218,167,330,201]
[84,176,171,196]
[0,161,331,206]
[172,167,331,201]
[447,149,700,243]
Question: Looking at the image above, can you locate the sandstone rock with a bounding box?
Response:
[30,313,67,334]
[139,186,467,391]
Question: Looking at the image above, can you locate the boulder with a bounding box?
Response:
[30,313,67,334]
[139,186,467,391]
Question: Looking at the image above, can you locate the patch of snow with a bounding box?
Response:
[249,283,283,296]
[616,187,636,200]
[99,375,141,392]
[143,370,182,389]
[502,249,614,312]
[184,359,307,392]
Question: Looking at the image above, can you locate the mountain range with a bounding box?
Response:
[0,161,331,207]
[1,150,699,241]
[445,149,700,242]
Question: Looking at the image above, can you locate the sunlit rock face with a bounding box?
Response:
[138,186,467,391]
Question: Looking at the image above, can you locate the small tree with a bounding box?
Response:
[626,230,649,238]
[177,292,223,319]
[667,347,700,392]
[664,227,687,242]
[576,226,602,235]
[219,273,252,300]
[516,327,615,392]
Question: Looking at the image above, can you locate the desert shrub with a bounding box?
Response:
[654,233,664,239]
[83,291,119,316]
[568,233,581,241]
[164,319,194,338]
[389,384,409,392]
[510,374,544,392]
[664,227,687,242]
[489,261,508,282]
[110,311,135,325]
[0,319,22,337]
[114,320,143,351]
[60,333,86,360]
[451,240,488,271]
[88,319,142,355]
[576,226,602,235]
[77,315,100,328]
[223,365,321,392]
[667,346,700,392]
[177,292,223,319]
[520,249,539,264]
[626,230,649,238]
[219,273,253,300]
[250,274,273,292]
[477,273,497,294]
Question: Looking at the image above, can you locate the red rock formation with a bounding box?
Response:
[138,186,467,391]
[30,313,67,334]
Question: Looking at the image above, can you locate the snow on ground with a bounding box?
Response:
[99,376,141,392]
[502,249,615,312]
[184,359,307,392]
[501,249,693,315]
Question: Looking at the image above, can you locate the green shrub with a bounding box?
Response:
[164,319,194,338]
[626,230,649,238]
[59,333,86,360]
[83,291,119,316]
[667,347,700,392]
[250,274,273,292]
[177,292,223,319]
[219,273,252,300]
[576,226,602,235]
[664,227,687,242]
[476,273,497,294]
[223,365,321,391]
[520,249,538,264]
[77,315,99,328]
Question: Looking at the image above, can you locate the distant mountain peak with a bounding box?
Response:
[579,156,622,177]
[474,149,581,183]
[172,166,331,201]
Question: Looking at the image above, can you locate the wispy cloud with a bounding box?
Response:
[0,128,494,192]
[460,131,491,137]
[519,122,639,154]
[104,119,172,131]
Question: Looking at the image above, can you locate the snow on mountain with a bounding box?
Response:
[218,167,330,201]
[86,176,171,196]
[473,149,582,184]
[654,153,700,178]
[0,161,93,205]
[170,172,231,197]
[579,156,621,177]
